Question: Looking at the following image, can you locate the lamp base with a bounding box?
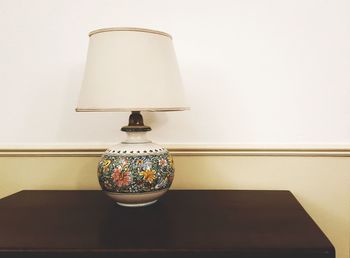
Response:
[97,113,174,207]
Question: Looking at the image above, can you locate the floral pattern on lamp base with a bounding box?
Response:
[97,143,174,207]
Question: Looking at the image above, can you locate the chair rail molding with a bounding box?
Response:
[1,144,350,157]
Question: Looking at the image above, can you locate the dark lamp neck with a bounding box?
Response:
[121,111,151,132]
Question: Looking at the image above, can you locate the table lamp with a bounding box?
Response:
[76,27,189,207]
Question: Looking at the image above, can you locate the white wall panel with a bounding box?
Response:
[0,0,349,146]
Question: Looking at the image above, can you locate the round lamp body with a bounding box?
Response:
[97,132,174,207]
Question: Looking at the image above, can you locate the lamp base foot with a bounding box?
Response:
[117,200,157,207]
[104,189,167,207]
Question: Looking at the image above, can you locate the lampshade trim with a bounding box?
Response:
[75,107,190,112]
[89,27,172,39]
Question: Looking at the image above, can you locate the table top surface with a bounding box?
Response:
[0,190,334,258]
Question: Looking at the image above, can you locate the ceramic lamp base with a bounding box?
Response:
[97,130,174,207]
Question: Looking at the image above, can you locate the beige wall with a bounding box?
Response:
[0,153,349,258]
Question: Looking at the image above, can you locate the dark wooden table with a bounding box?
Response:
[0,190,334,258]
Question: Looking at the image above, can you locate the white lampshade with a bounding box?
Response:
[76,27,189,112]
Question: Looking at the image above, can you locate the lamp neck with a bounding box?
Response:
[121,111,151,132]
[122,131,151,144]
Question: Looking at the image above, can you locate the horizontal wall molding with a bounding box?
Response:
[1,146,350,157]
